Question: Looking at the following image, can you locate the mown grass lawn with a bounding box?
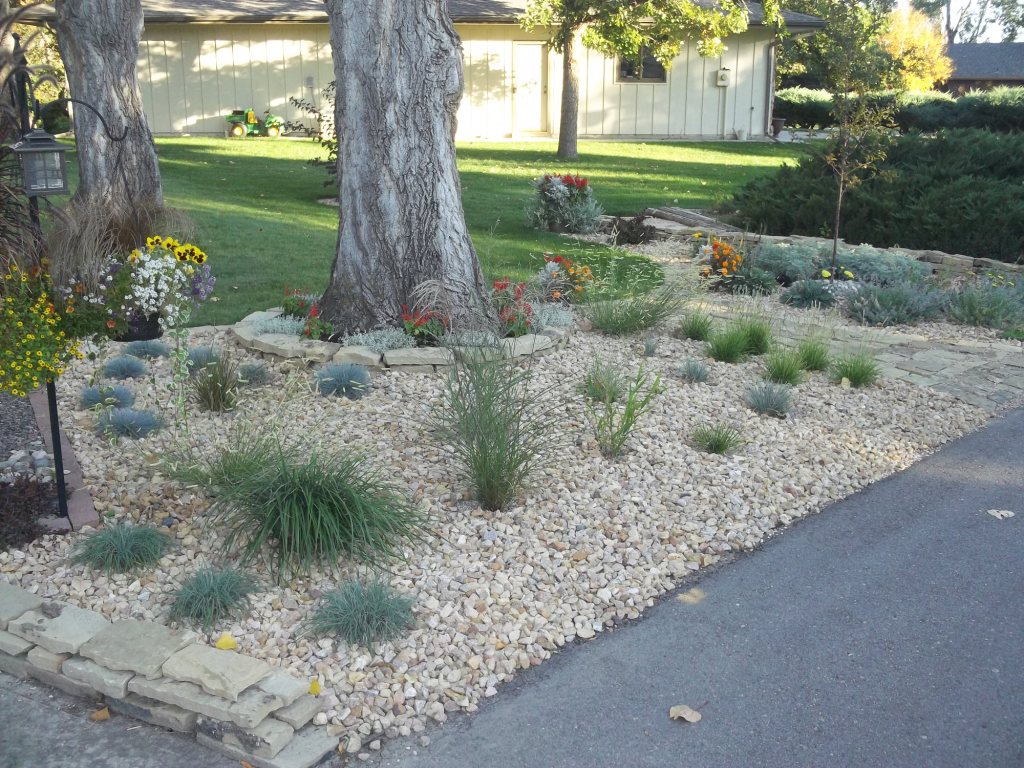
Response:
[65,137,807,325]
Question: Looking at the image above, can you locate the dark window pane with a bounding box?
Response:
[617,46,666,83]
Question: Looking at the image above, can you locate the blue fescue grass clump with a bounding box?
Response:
[169,567,258,629]
[674,358,710,383]
[70,523,172,574]
[306,580,414,646]
[123,339,170,359]
[102,355,148,380]
[95,408,163,438]
[79,384,135,410]
[186,346,221,374]
[745,382,793,418]
[315,363,371,400]
[237,361,272,386]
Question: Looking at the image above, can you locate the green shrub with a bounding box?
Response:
[796,338,831,372]
[734,316,774,356]
[735,130,1024,263]
[169,567,257,629]
[189,354,241,412]
[583,358,627,402]
[1001,327,1024,341]
[237,361,272,386]
[315,363,372,400]
[676,310,714,341]
[748,242,820,286]
[832,352,881,387]
[95,408,163,438]
[71,523,172,574]
[193,439,426,579]
[581,283,682,335]
[774,87,834,129]
[835,245,929,286]
[745,382,792,418]
[946,281,1022,328]
[186,346,220,374]
[723,265,777,296]
[123,340,170,359]
[762,350,804,385]
[306,580,413,647]
[432,358,555,511]
[691,423,743,455]
[588,368,660,458]
[705,327,749,363]
[781,280,836,309]
[844,283,946,326]
[102,355,148,380]
[79,384,135,410]
[675,358,710,383]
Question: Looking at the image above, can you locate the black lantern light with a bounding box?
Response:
[11,129,69,197]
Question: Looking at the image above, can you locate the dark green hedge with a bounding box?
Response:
[773,87,1024,133]
[733,129,1024,263]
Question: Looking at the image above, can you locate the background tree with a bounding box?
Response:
[318,0,490,333]
[880,8,953,90]
[911,0,1023,43]
[53,0,162,214]
[521,0,778,160]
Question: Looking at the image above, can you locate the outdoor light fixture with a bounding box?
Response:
[11,129,69,197]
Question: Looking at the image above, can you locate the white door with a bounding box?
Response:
[513,42,548,135]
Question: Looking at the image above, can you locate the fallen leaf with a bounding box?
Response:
[89,706,110,722]
[669,704,702,723]
[240,762,255,768]
[676,588,706,605]
[987,509,1015,520]
[215,632,238,650]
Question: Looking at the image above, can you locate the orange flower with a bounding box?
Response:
[551,290,562,300]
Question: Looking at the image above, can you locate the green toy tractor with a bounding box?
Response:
[225,108,284,138]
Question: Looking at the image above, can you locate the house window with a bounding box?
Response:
[617,48,666,83]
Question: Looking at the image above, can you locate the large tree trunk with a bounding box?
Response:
[54,0,162,213]
[319,0,490,333]
[556,31,580,161]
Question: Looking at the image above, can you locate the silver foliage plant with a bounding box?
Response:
[344,328,416,353]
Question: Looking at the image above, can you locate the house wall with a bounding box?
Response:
[138,22,774,139]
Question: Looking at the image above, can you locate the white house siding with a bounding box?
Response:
[138,22,773,139]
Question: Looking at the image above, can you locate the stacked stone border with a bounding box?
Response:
[231,309,573,370]
[0,581,335,768]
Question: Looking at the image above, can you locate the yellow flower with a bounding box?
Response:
[843,270,854,279]
[821,269,832,279]
[308,678,321,696]
[214,632,238,650]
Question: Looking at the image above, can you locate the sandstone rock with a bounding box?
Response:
[80,619,197,678]
[8,602,109,654]
[162,643,271,701]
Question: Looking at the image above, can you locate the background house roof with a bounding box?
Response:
[947,43,1024,80]
[24,0,822,28]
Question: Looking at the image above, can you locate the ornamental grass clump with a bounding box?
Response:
[79,384,135,410]
[185,438,426,580]
[169,567,257,629]
[734,316,774,356]
[583,358,627,403]
[186,345,220,373]
[705,326,749,363]
[432,357,556,511]
[189,353,241,412]
[676,310,714,341]
[95,408,163,438]
[745,382,792,418]
[71,522,172,574]
[306,580,414,647]
[581,283,683,335]
[675,358,710,384]
[832,352,881,388]
[123,339,170,359]
[780,280,836,309]
[315,363,371,400]
[796,338,831,372]
[588,368,661,458]
[844,283,945,326]
[946,281,1022,328]
[101,354,148,380]
[762,349,804,385]
[237,361,271,386]
[691,423,744,455]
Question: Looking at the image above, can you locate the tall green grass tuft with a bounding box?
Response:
[189,353,241,412]
[432,357,556,511]
[734,316,774,356]
[306,580,414,647]
[169,567,257,629]
[588,368,661,458]
[71,523,172,574]
[705,326,749,363]
[762,349,804,385]
[691,423,743,455]
[832,351,881,388]
[676,310,715,341]
[796,338,831,372]
[580,282,683,335]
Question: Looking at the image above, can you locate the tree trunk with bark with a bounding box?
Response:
[319,0,490,333]
[556,30,580,161]
[54,0,162,213]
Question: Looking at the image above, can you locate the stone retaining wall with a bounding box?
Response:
[0,581,335,768]
[231,309,573,370]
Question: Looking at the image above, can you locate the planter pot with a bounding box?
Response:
[115,314,163,342]
[771,117,786,137]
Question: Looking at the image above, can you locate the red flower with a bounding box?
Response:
[309,305,319,318]
[493,277,511,293]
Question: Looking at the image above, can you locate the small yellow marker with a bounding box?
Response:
[214,632,238,650]
[309,678,321,696]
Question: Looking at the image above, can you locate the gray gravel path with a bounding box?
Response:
[371,408,1024,768]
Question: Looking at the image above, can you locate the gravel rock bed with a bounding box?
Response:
[0,323,989,747]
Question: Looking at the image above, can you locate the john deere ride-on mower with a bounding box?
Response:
[225,108,284,138]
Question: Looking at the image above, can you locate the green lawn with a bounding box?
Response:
[65,137,807,325]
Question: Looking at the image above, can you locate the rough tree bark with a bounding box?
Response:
[319,0,489,333]
[556,30,580,161]
[54,0,162,213]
